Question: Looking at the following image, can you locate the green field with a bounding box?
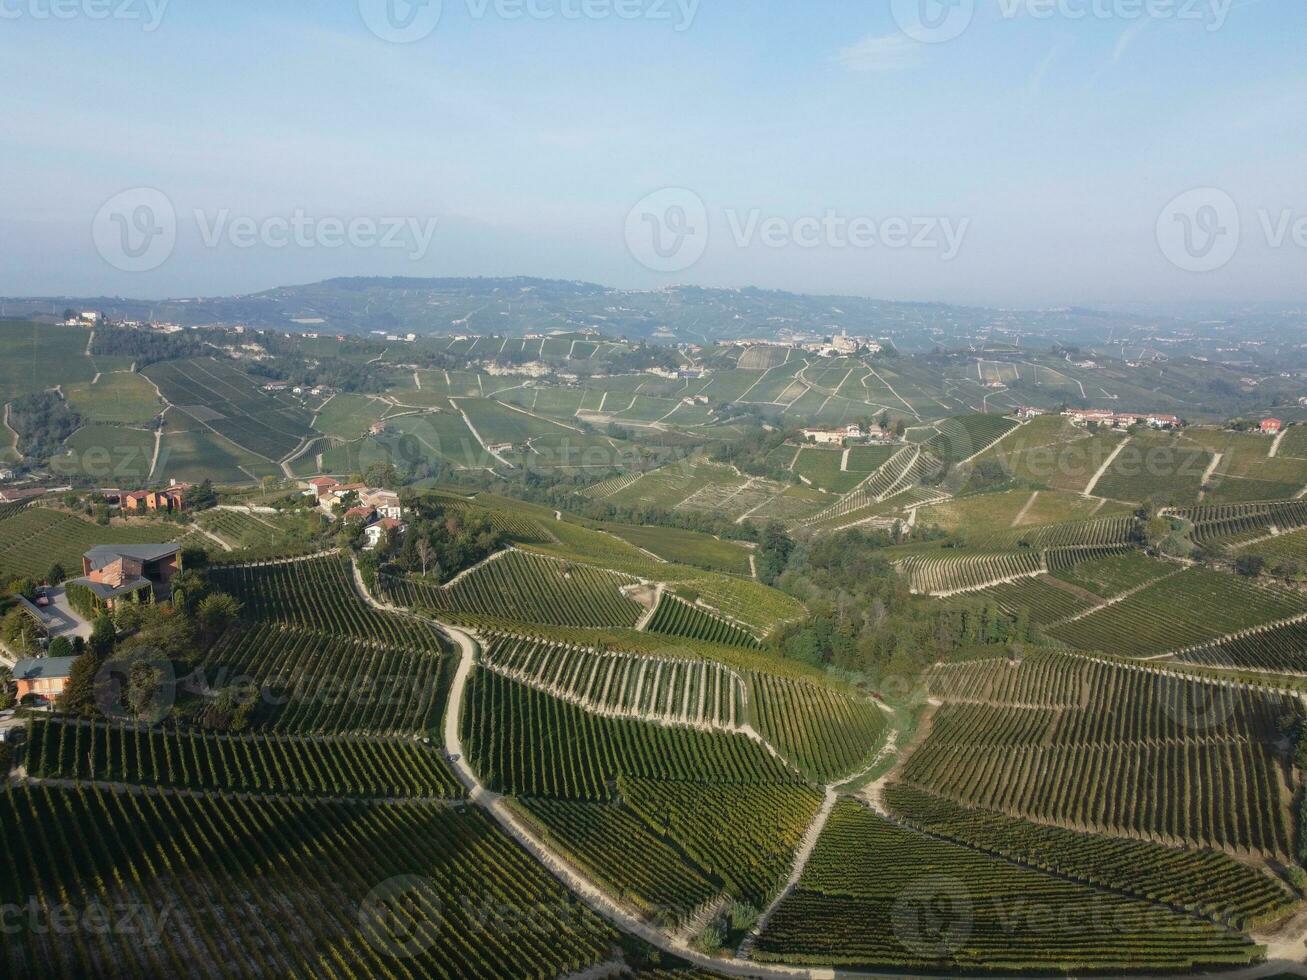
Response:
[155,408,281,484]
[64,371,161,425]
[916,489,1123,537]
[1047,566,1307,656]
[0,321,95,401]
[604,523,753,575]
[459,396,578,444]
[1092,431,1214,506]
[312,392,388,440]
[977,415,1128,494]
[5,329,1304,977]
[754,800,1260,971]
[57,425,157,484]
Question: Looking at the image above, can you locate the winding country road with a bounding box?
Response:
[338,559,1307,980]
[436,624,1304,980]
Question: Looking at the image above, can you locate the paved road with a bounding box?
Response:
[19,587,92,641]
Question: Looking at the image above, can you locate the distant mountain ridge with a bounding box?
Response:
[0,276,1161,350]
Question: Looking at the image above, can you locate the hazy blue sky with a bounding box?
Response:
[2,0,1303,307]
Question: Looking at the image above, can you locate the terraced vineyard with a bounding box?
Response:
[1171,499,1307,549]
[975,576,1095,625]
[381,549,644,628]
[1176,618,1307,674]
[748,673,889,782]
[646,593,761,647]
[926,413,1020,462]
[26,718,464,799]
[883,785,1295,929]
[1047,566,1307,656]
[1049,549,1174,597]
[209,554,444,650]
[1092,436,1213,506]
[480,633,747,729]
[792,446,931,530]
[10,338,1307,979]
[0,506,183,581]
[0,785,619,977]
[950,516,1137,552]
[516,798,721,920]
[752,801,1262,971]
[603,522,753,575]
[462,670,800,797]
[0,498,34,521]
[196,508,275,547]
[425,490,559,544]
[1239,527,1307,565]
[199,623,449,733]
[898,550,1045,596]
[904,652,1298,859]
[621,778,823,908]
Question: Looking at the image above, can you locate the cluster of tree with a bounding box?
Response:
[769,527,1035,685]
[90,325,217,367]
[58,566,249,731]
[1,607,43,658]
[9,391,82,461]
[245,356,393,394]
[376,497,504,585]
[709,427,799,483]
[601,343,680,375]
[183,479,219,511]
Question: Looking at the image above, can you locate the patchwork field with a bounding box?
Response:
[145,358,315,461]
[155,409,282,484]
[6,328,1307,978]
[753,800,1260,971]
[311,392,388,440]
[976,415,1128,494]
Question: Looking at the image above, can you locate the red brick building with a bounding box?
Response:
[123,482,190,513]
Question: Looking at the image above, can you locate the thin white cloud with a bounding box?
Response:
[1112,19,1152,63]
[1024,43,1063,102]
[833,34,922,73]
